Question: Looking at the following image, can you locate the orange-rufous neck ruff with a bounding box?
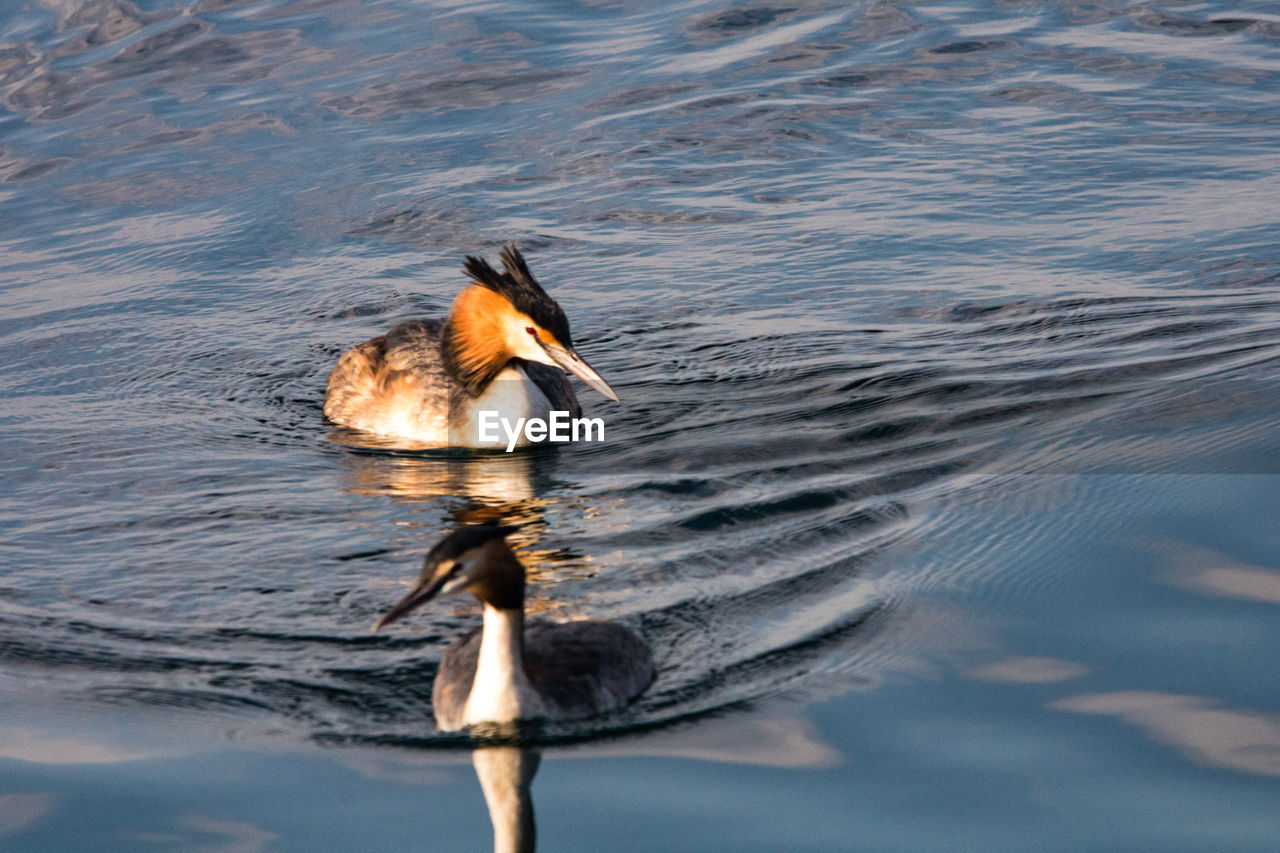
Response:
[442,285,526,395]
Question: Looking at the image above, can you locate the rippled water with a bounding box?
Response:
[2,0,1279,849]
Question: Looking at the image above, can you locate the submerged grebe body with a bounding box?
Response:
[324,246,617,448]
[373,524,653,731]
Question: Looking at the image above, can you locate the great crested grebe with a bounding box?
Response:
[324,245,618,448]
[373,523,653,731]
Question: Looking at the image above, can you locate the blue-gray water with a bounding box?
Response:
[2,0,1279,849]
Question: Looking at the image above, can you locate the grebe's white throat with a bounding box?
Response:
[460,603,547,726]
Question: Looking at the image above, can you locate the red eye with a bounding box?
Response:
[525,326,536,336]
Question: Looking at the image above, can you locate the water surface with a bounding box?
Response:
[1,0,1278,849]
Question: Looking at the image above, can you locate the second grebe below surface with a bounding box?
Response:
[373,523,653,732]
[324,245,618,448]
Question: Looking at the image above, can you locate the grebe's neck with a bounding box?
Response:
[462,603,537,726]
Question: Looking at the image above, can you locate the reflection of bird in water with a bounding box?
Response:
[473,746,540,853]
[334,449,602,601]
[324,245,617,448]
[337,447,545,507]
[373,524,652,731]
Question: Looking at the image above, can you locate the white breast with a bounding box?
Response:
[460,606,548,727]
[454,364,553,449]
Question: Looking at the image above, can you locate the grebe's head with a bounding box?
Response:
[373,523,524,629]
[443,245,618,400]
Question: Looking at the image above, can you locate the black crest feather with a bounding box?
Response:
[425,522,520,568]
[461,244,573,346]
